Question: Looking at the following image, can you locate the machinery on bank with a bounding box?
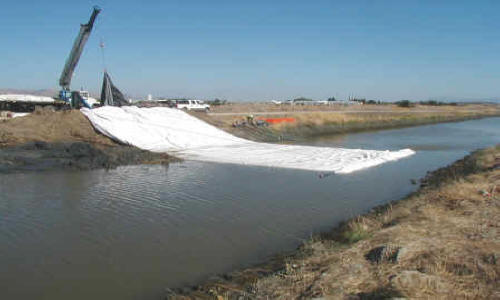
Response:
[1,6,128,112]
[58,6,101,108]
[0,6,101,112]
[60,6,128,108]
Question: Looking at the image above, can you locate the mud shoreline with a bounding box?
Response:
[0,141,175,173]
[0,109,178,173]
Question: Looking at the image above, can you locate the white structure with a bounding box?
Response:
[82,106,415,174]
[0,94,55,103]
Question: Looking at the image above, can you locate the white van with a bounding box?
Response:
[176,100,210,111]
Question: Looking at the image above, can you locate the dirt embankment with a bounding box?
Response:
[0,109,114,147]
[0,109,176,172]
[169,145,500,299]
[198,103,500,142]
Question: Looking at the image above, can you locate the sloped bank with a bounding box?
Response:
[198,107,500,142]
[167,145,500,299]
[0,109,176,172]
[0,141,173,173]
[279,112,500,140]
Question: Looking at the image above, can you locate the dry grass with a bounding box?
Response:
[200,103,500,141]
[173,145,500,299]
[209,103,499,114]
[274,109,498,132]
[0,108,116,147]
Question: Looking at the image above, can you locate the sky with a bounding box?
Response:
[0,0,499,101]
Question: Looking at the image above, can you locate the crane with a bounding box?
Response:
[58,6,101,108]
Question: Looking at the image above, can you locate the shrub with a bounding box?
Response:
[396,100,412,108]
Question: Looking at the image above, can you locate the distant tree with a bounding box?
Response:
[420,100,439,106]
[396,100,413,108]
[327,97,336,101]
[209,98,228,106]
[293,97,313,102]
[367,100,377,105]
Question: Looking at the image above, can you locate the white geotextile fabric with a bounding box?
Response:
[81,106,415,173]
[11,112,31,118]
[0,94,55,103]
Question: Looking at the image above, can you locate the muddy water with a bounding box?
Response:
[1,117,499,299]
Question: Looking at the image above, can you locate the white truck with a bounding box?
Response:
[176,100,210,111]
[78,91,99,108]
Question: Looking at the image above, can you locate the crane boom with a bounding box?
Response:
[59,6,101,91]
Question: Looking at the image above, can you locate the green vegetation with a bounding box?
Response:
[419,100,458,106]
[206,98,228,106]
[293,97,314,102]
[396,100,413,107]
[339,217,372,244]
[395,100,460,107]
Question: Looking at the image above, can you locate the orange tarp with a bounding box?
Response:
[260,117,296,124]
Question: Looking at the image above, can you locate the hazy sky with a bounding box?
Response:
[0,0,499,101]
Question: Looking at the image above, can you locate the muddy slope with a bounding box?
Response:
[0,141,174,173]
[0,109,177,172]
